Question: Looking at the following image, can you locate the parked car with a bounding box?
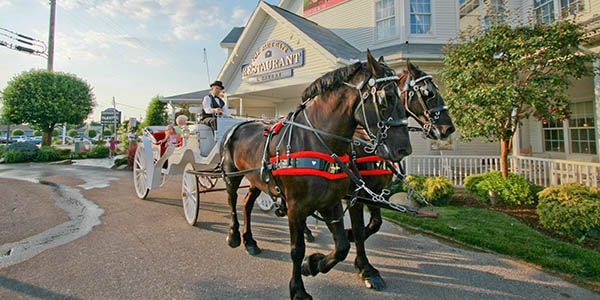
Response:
[27,136,43,144]
[9,136,27,143]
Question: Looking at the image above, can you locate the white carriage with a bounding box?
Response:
[132,108,278,226]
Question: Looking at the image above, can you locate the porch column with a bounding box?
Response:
[595,59,600,162]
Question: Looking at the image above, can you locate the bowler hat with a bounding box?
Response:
[210,80,224,89]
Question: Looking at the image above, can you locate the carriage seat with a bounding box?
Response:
[151,131,182,156]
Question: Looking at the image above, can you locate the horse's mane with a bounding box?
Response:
[301,61,364,102]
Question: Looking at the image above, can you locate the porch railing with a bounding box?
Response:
[402,155,600,188]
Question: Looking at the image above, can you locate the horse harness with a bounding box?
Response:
[256,72,411,220]
[402,74,448,138]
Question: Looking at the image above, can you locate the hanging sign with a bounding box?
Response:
[241,40,304,83]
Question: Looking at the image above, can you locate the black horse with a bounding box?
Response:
[219,50,411,299]
[342,60,455,290]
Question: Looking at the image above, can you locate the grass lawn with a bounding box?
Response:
[382,205,600,292]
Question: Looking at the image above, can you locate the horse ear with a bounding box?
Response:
[378,56,385,64]
[366,49,381,75]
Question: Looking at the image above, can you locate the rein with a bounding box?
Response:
[401,74,448,138]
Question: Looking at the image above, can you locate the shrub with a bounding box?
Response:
[464,171,537,206]
[35,146,60,162]
[421,176,455,206]
[387,174,454,206]
[11,128,25,136]
[0,144,4,157]
[88,145,109,158]
[68,129,79,138]
[537,183,600,241]
[3,142,39,162]
[3,150,26,163]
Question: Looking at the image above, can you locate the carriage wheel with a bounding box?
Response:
[133,144,150,199]
[197,175,218,191]
[257,192,275,211]
[182,163,200,226]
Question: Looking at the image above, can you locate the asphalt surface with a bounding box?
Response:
[0,160,598,299]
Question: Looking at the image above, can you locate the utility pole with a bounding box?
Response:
[113,96,117,139]
[47,0,56,71]
[203,48,210,84]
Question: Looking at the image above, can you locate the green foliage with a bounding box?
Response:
[87,129,97,138]
[67,129,79,138]
[3,142,39,162]
[441,20,597,175]
[465,171,537,206]
[35,146,60,162]
[1,69,95,146]
[103,129,112,137]
[0,144,4,157]
[422,176,455,206]
[11,129,24,136]
[388,175,454,206]
[113,157,128,167]
[537,183,600,241]
[52,128,60,137]
[87,145,109,158]
[382,206,600,281]
[142,95,168,127]
[33,130,42,136]
[2,150,26,163]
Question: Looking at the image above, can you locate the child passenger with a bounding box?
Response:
[157,125,180,146]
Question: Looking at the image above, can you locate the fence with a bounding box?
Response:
[402,155,600,188]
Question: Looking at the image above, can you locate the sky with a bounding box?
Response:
[0,0,279,123]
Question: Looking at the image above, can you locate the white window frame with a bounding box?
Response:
[534,0,555,24]
[409,0,432,35]
[375,0,397,41]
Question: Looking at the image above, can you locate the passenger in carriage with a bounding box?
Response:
[200,80,230,130]
[156,125,180,147]
[174,114,188,135]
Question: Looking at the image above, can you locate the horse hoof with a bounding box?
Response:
[226,231,241,248]
[363,276,386,291]
[245,244,261,256]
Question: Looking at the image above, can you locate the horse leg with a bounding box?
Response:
[288,214,312,300]
[365,206,382,240]
[349,203,386,290]
[242,186,262,255]
[301,203,350,277]
[225,176,243,248]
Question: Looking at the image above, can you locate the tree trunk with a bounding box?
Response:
[42,130,53,147]
[500,139,510,177]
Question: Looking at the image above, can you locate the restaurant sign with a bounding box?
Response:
[241,40,304,83]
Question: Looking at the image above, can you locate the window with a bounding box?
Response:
[561,0,582,17]
[569,102,596,154]
[410,0,431,34]
[543,118,565,152]
[483,0,505,28]
[535,0,555,24]
[376,0,396,40]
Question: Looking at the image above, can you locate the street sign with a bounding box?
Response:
[101,108,121,125]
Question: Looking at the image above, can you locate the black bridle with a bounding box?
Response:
[401,74,448,139]
[347,73,409,154]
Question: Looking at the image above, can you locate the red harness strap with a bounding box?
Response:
[355,155,393,176]
[269,151,350,180]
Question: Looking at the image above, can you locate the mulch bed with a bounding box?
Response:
[450,192,600,252]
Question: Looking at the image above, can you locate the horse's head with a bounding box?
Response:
[399,60,455,140]
[351,50,412,161]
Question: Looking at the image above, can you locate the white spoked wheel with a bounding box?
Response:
[182,163,200,226]
[133,144,150,199]
[197,175,218,191]
[257,192,275,211]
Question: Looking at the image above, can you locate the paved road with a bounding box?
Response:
[0,162,598,299]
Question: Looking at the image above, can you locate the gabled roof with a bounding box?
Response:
[220,27,245,47]
[266,3,360,60]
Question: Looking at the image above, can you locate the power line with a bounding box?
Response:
[0,27,47,57]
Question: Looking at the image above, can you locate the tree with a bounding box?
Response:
[142,95,168,127]
[1,70,95,146]
[441,20,597,177]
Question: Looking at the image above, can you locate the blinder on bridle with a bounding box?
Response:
[350,73,409,154]
[401,73,448,138]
